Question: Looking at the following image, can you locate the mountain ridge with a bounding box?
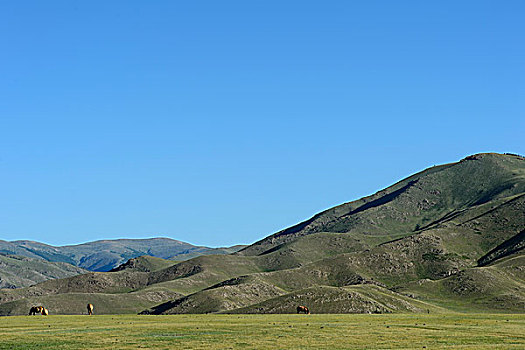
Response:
[0,237,247,283]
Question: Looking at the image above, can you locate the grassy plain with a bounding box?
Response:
[0,314,523,349]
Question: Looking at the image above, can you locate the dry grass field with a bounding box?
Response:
[0,313,523,349]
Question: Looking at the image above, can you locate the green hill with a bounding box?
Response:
[228,285,446,314]
[1,153,523,315]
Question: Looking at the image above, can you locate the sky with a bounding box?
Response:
[0,1,524,247]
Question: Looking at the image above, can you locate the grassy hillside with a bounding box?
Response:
[0,254,87,289]
[397,254,525,312]
[109,255,178,273]
[229,285,444,314]
[0,254,266,310]
[142,280,286,314]
[240,153,525,256]
[0,287,183,316]
[145,153,524,314]
[1,153,523,316]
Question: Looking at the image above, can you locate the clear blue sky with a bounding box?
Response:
[1,1,523,247]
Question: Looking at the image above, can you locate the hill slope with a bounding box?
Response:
[1,153,523,315]
[0,254,87,289]
[240,153,525,256]
[147,153,524,314]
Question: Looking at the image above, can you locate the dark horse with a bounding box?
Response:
[297,305,310,314]
[29,306,44,315]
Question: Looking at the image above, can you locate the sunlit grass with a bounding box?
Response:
[0,313,523,349]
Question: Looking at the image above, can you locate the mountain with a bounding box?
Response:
[0,238,247,272]
[0,254,87,289]
[1,153,523,315]
[239,152,525,256]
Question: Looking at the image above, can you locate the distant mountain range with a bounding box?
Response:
[0,153,523,315]
[0,238,245,288]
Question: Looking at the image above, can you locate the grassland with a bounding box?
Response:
[0,314,523,349]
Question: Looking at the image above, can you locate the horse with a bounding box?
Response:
[87,303,94,315]
[297,305,310,314]
[29,306,43,315]
[41,308,49,316]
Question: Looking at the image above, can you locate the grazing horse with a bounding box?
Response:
[41,308,49,316]
[297,305,310,314]
[29,306,44,315]
[87,303,94,315]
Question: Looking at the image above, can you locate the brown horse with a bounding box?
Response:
[87,303,94,315]
[297,305,310,314]
[29,306,44,315]
[41,308,49,316]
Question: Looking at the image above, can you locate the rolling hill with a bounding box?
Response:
[1,153,523,315]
